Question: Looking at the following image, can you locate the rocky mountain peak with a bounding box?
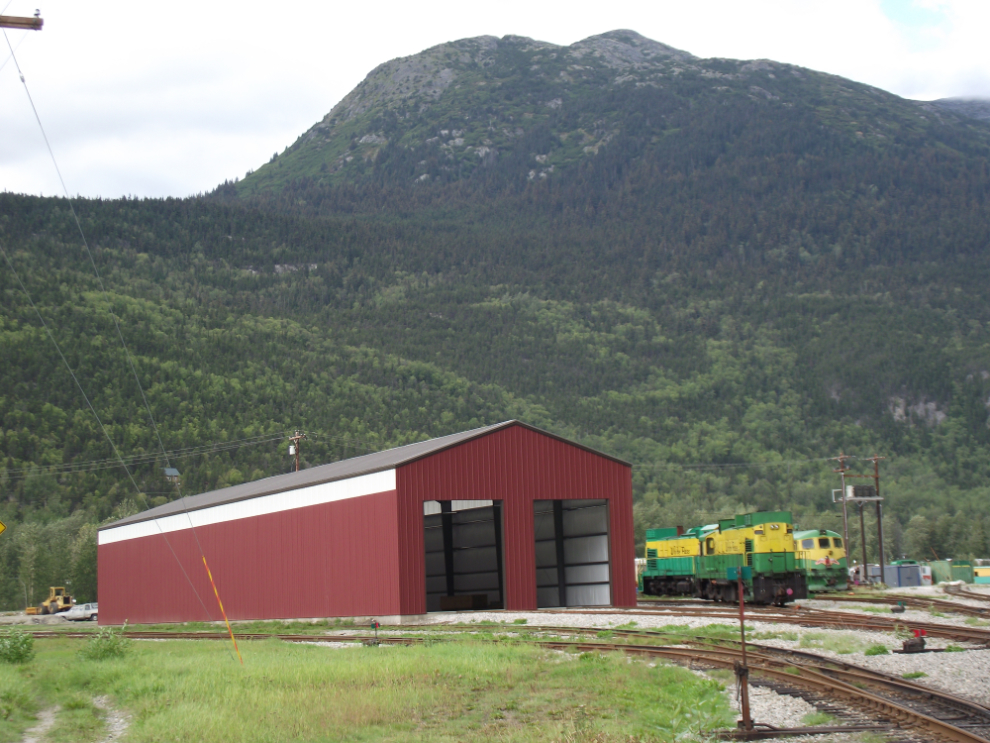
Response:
[568,29,693,67]
[319,30,690,129]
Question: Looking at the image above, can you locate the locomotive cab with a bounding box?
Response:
[793,529,848,592]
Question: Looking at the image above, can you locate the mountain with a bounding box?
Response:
[235,30,990,198]
[3,32,990,608]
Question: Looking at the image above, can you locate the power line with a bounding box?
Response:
[1,239,215,621]
[2,25,174,478]
[1,433,294,480]
[2,38,217,624]
[0,429,386,483]
[631,456,841,471]
[1,243,146,495]
[0,24,26,75]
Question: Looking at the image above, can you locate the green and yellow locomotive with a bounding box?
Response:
[639,511,807,605]
[793,529,848,592]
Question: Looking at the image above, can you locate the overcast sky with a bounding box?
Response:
[2,0,988,199]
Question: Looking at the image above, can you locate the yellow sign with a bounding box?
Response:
[0,520,5,536]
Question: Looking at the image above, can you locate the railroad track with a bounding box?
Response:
[944,585,990,605]
[617,603,990,646]
[816,594,990,619]
[641,594,990,619]
[643,594,990,619]
[34,626,990,741]
[587,641,990,743]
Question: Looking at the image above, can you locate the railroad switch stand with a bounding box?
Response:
[733,659,751,725]
[734,568,753,733]
[363,620,381,647]
[902,629,926,654]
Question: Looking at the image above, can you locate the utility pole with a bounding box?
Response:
[288,430,307,472]
[859,502,868,580]
[831,453,851,559]
[869,454,887,586]
[843,457,885,585]
[0,11,43,30]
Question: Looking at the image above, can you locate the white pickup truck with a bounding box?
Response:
[58,602,98,621]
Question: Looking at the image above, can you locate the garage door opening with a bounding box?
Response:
[534,499,611,607]
[424,500,504,612]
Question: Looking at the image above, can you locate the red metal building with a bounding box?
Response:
[97,421,635,624]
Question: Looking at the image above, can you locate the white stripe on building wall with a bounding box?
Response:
[422,500,494,515]
[98,469,397,545]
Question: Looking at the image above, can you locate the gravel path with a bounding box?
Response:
[21,706,58,743]
[93,696,130,743]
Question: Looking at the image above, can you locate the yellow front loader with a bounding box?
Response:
[25,587,73,615]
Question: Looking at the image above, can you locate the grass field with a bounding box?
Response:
[0,634,733,742]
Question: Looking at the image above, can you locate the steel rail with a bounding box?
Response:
[556,604,990,645]
[944,584,990,605]
[819,593,990,618]
[640,594,990,618]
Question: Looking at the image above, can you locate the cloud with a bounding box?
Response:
[1,0,987,198]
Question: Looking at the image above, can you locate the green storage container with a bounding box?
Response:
[950,560,974,583]
[926,560,952,583]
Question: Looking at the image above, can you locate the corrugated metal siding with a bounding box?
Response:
[98,490,400,625]
[396,425,635,613]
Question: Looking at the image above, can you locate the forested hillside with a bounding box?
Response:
[3,31,990,609]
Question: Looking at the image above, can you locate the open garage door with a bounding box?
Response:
[534,499,611,607]
[423,500,504,611]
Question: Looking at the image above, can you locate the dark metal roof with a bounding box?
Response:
[101,420,629,531]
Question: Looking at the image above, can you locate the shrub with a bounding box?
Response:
[79,624,130,661]
[864,644,889,656]
[0,628,35,664]
[944,644,965,652]
[902,671,927,679]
